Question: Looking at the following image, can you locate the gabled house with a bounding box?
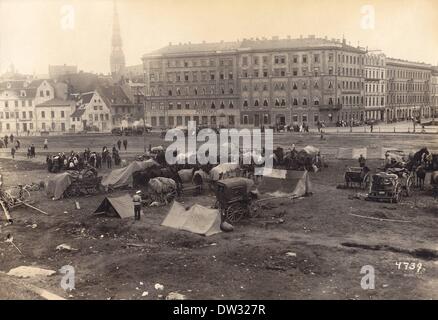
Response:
[70,90,112,132]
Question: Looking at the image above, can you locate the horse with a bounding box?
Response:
[415,165,426,190]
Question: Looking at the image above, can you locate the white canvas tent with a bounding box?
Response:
[162,201,221,236]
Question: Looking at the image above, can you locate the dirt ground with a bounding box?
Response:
[0,132,437,300]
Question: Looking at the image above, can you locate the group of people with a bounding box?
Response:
[46,144,123,173]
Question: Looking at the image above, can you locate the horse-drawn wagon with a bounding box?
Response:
[367,169,412,203]
[64,167,102,197]
[344,167,370,189]
[214,177,260,223]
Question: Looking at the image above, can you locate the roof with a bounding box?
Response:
[144,36,365,57]
[80,92,95,104]
[71,108,86,118]
[98,85,133,105]
[35,98,74,108]
[25,79,55,89]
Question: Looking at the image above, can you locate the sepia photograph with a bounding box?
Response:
[0,0,437,308]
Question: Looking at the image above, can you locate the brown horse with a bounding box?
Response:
[415,165,426,190]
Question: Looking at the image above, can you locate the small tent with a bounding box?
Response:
[257,168,312,198]
[94,194,134,219]
[101,159,158,189]
[162,201,221,236]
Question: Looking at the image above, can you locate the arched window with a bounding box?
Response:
[293,82,298,90]
[281,99,286,106]
[314,98,319,106]
[328,98,333,105]
[328,81,333,89]
[274,83,279,90]
[243,100,248,107]
[211,102,216,109]
[168,89,172,96]
[229,101,234,109]
[194,88,198,95]
[221,87,225,94]
[202,88,206,95]
[254,100,259,107]
[229,87,234,94]
[302,98,307,106]
[280,83,285,90]
[314,81,319,89]
[220,101,225,109]
[275,99,280,107]
[177,88,181,95]
[292,98,297,105]
[263,99,268,107]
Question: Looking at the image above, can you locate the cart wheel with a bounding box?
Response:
[248,201,261,218]
[225,203,246,224]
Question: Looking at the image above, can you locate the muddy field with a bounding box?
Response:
[0,132,437,300]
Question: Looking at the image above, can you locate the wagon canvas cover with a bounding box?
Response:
[101,159,158,189]
[162,201,221,236]
[46,172,73,200]
[257,169,312,198]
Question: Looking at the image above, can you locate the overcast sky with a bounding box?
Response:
[0,0,437,75]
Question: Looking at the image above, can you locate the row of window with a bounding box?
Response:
[150,115,236,127]
[388,82,429,92]
[0,122,34,131]
[365,83,385,93]
[151,58,233,69]
[152,70,234,83]
[387,68,430,80]
[0,111,33,119]
[0,100,33,108]
[365,69,385,79]
[161,86,235,97]
[88,113,110,121]
[40,110,67,119]
[387,95,429,104]
[365,97,385,107]
[152,101,235,110]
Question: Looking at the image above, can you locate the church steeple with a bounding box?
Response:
[110,0,125,78]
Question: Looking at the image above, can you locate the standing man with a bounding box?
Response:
[133,190,142,221]
[123,139,128,151]
[358,154,366,168]
[11,146,16,159]
[31,144,36,158]
[106,154,112,169]
[43,138,48,150]
[117,139,122,150]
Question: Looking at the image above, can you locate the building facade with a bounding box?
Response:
[0,79,57,134]
[364,53,386,121]
[142,36,367,128]
[431,67,438,118]
[386,58,432,121]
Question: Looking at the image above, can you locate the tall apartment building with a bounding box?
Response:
[431,67,438,118]
[364,53,386,121]
[142,36,367,128]
[386,58,432,121]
